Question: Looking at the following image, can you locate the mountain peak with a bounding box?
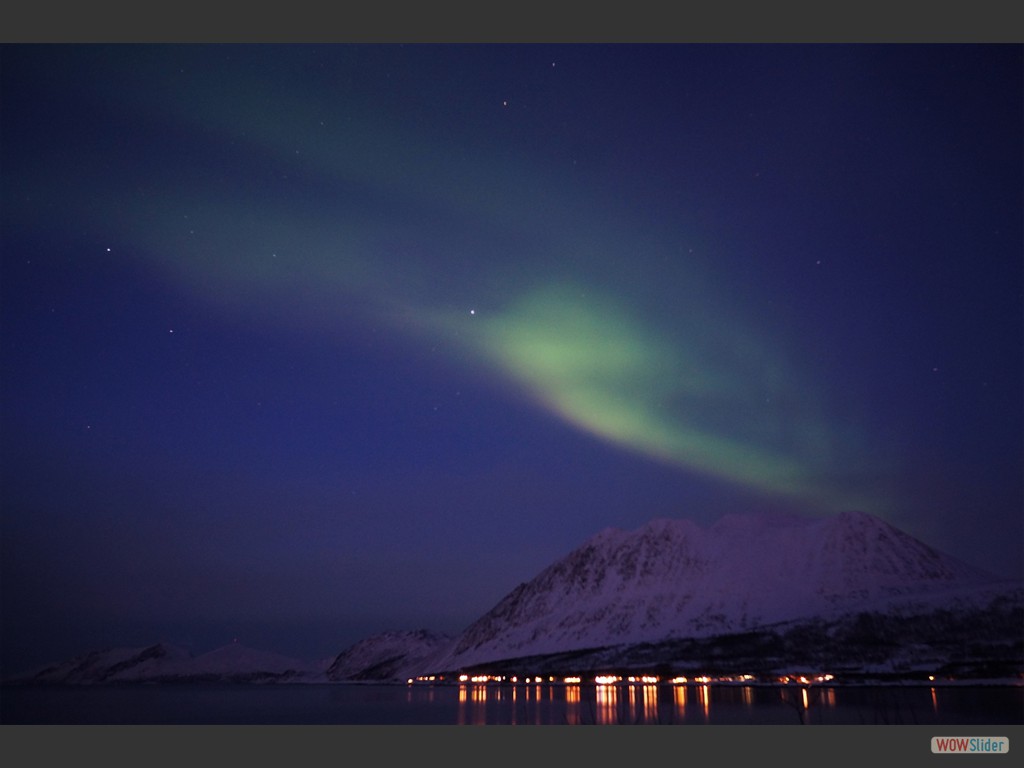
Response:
[429,509,999,672]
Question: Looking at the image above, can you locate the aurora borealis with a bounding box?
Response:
[2,44,1021,674]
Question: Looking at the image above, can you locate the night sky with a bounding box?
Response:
[2,44,1021,676]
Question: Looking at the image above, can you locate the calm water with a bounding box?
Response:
[3,682,1022,725]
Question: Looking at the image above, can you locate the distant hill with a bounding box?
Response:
[326,630,453,682]
[8,641,318,685]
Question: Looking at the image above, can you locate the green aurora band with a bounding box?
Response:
[14,51,891,517]
[458,284,881,514]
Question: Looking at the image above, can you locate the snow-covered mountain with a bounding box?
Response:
[13,641,318,685]
[326,630,453,682]
[12,510,1017,685]
[427,510,1005,672]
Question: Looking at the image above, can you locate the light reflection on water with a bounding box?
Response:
[3,681,1021,725]
[449,680,857,725]
[595,683,618,724]
[565,683,581,725]
[447,681,1023,726]
[673,683,687,713]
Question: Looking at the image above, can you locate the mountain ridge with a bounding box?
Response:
[424,510,1001,673]
[8,510,1018,685]
[9,641,319,685]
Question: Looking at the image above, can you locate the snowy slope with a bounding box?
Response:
[15,641,316,684]
[326,629,453,681]
[429,510,1001,671]
[168,642,314,681]
[14,643,192,685]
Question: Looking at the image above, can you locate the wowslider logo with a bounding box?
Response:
[931,737,1009,754]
